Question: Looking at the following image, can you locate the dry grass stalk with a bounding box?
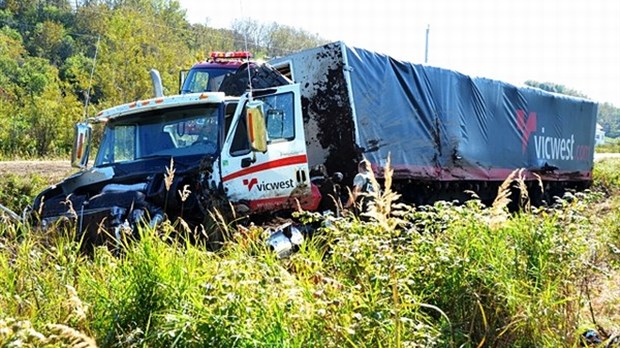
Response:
[488,168,538,228]
[164,157,175,192]
[62,194,77,219]
[514,169,530,212]
[0,318,46,345]
[362,156,404,230]
[178,217,192,234]
[37,196,45,216]
[45,324,97,348]
[533,172,543,194]
[65,285,88,324]
[488,169,519,229]
[492,169,519,212]
[178,184,191,202]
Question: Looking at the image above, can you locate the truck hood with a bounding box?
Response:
[33,154,211,210]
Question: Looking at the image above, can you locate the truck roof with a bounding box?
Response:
[93,92,229,122]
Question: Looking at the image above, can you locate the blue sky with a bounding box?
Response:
[178,0,620,106]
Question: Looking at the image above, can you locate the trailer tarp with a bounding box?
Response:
[344,44,598,181]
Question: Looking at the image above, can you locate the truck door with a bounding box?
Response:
[220,84,318,213]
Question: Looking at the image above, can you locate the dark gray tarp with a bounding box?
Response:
[345,45,598,182]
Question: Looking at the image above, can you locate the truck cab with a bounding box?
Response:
[33,84,319,243]
[180,51,252,94]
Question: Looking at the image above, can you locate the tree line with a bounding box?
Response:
[1,1,617,158]
[0,0,326,157]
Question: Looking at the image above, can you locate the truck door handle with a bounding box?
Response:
[241,157,255,168]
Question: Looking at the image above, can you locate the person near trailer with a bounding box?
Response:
[345,159,375,216]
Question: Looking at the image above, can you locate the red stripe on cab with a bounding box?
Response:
[222,154,307,182]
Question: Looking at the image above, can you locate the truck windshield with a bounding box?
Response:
[95,105,221,166]
[181,67,236,93]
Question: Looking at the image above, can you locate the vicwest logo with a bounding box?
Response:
[534,128,575,161]
[516,109,585,161]
[243,178,295,191]
[516,109,537,153]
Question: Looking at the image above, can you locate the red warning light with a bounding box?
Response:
[209,51,252,59]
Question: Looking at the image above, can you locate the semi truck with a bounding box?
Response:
[30,41,598,246]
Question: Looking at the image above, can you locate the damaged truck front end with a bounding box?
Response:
[32,93,231,248]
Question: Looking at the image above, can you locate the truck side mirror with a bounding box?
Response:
[246,100,268,153]
[179,69,188,94]
[71,123,92,169]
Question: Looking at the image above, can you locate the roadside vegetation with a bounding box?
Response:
[0,0,327,158]
[597,137,620,154]
[0,159,619,347]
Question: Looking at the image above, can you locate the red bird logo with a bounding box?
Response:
[242,178,258,191]
[516,110,537,153]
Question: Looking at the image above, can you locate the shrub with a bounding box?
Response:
[0,173,48,212]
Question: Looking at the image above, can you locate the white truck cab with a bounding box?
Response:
[216,84,319,213]
[36,82,319,242]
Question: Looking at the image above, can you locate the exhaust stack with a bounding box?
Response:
[149,69,164,97]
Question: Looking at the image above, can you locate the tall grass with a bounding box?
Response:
[0,159,619,346]
[0,173,48,213]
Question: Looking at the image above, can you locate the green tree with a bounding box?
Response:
[0,0,332,158]
[29,20,70,65]
[0,26,25,156]
[3,0,73,38]
[524,80,589,99]
[30,81,83,155]
[0,26,25,90]
[597,102,620,138]
[264,22,326,57]
[14,57,82,156]
[17,56,53,97]
[94,5,190,104]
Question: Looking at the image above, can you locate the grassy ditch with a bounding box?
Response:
[0,159,619,347]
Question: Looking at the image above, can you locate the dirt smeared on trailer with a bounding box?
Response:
[298,43,359,183]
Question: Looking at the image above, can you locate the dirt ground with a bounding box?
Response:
[0,160,75,182]
[0,153,616,179]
